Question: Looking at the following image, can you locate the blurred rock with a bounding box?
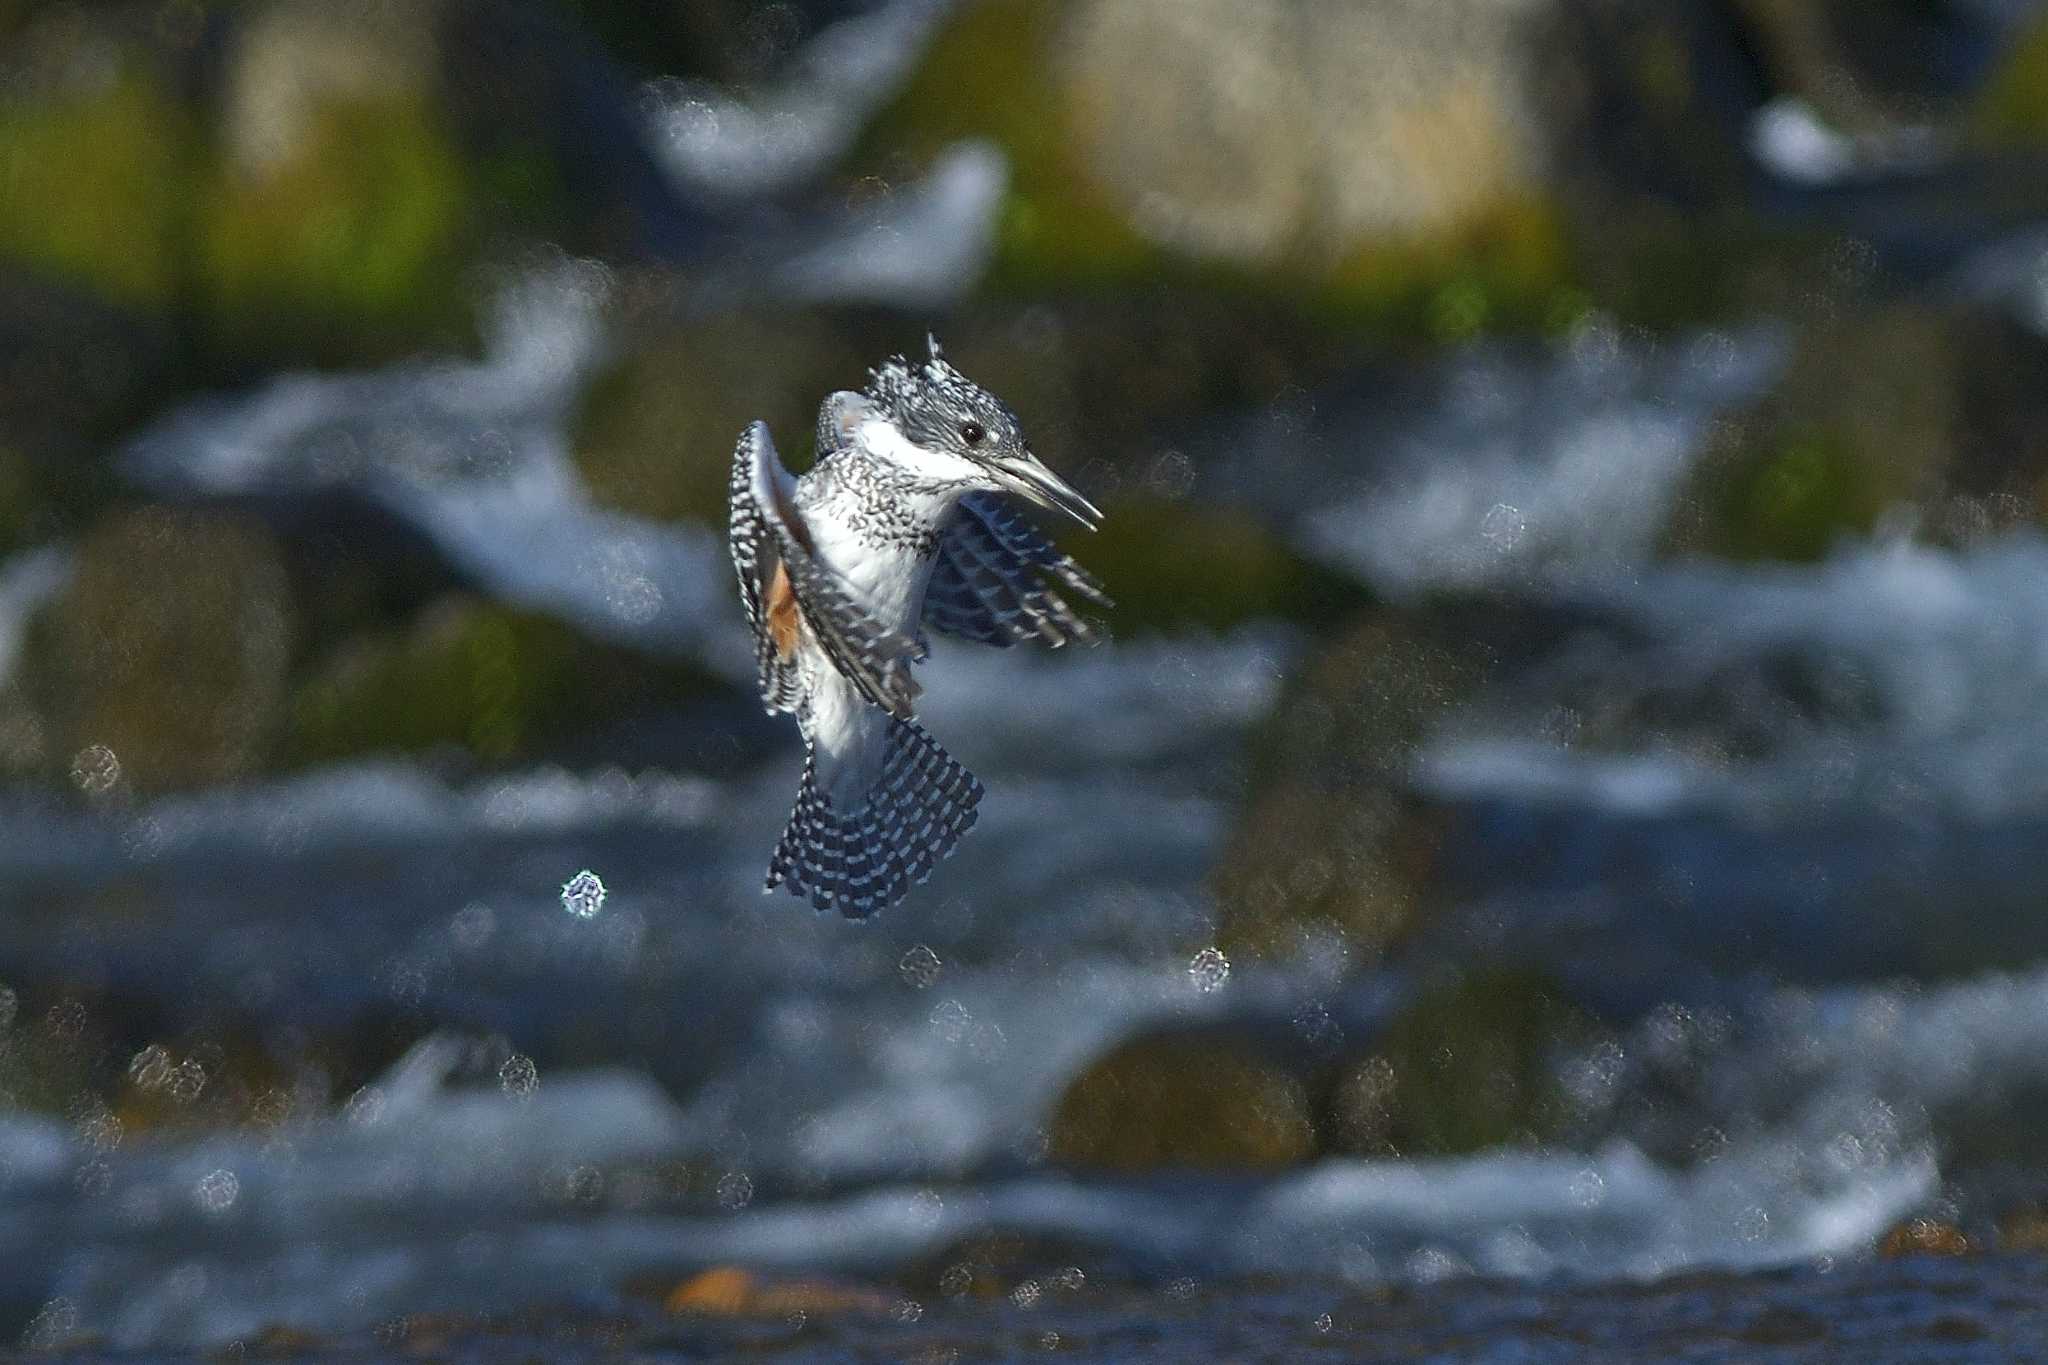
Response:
[284,592,719,768]
[0,15,195,309]
[573,310,866,526]
[1046,969,1599,1172]
[1878,1216,1971,1258]
[199,0,473,359]
[22,505,293,794]
[663,1266,893,1317]
[858,0,1575,329]
[1322,969,1598,1157]
[1062,0,1552,267]
[1048,1028,1316,1171]
[1665,303,2048,561]
[0,272,178,546]
[1076,495,1364,636]
[1210,604,1504,963]
[1996,1207,2048,1252]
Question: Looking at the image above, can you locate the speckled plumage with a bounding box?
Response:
[728,338,1108,917]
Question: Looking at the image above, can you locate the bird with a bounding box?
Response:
[728,335,1109,917]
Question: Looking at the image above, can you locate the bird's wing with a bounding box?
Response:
[923,492,1112,648]
[728,421,921,719]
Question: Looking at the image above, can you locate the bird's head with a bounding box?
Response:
[859,335,1101,530]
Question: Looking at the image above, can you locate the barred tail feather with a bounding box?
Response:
[765,721,982,918]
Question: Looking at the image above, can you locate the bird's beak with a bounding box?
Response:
[995,452,1102,530]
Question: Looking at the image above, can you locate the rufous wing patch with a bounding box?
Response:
[765,559,801,662]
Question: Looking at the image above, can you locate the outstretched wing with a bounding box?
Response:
[728,422,922,719]
[924,492,1111,648]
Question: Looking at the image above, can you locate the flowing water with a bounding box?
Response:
[12,4,2048,1358]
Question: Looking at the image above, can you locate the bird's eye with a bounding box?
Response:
[959,421,985,446]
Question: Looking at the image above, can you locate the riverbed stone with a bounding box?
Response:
[1322,969,1599,1157]
[1048,1029,1317,1171]
[1664,303,2048,562]
[284,593,719,768]
[25,505,294,794]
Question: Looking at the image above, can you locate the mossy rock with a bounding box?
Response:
[1048,1029,1316,1172]
[1073,495,1366,635]
[284,593,719,767]
[197,91,472,356]
[0,43,195,307]
[857,0,1578,332]
[1322,969,1601,1157]
[855,0,1154,288]
[25,505,294,794]
[574,311,867,526]
[1971,15,2048,145]
[1665,304,2048,562]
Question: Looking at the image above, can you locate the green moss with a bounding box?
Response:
[854,0,1155,287]
[1667,304,1962,562]
[1075,495,1366,634]
[0,69,193,305]
[285,596,717,767]
[1971,17,2048,145]
[1707,429,1886,562]
[1324,970,1598,1157]
[1048,1031,1317,1171]
[1321,194,1579,339]
[197,93,471,348]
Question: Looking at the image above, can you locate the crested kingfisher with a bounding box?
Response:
[728,336,1108,917]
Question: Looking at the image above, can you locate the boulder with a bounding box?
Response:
[284,592,720,768]
[1048,1028,1317,1171]
[23,505,294,794]
[1664,303,2048,562]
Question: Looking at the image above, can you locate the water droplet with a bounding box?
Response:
[1313,1312,1333,1333]
[450,901,496,949]
[1480,502,1526,550]
[128,1044,173,1092]
[929,999,972,1043]
[898,944,942,989]
[499,1054,538,1100]
[1187,946,1230,993]
[1569,1168,1606,1208]
[909,1188,945,1229]
[939,1263,974,1296]
[1052,1266,1085,1290]
[1010,1280,1041,1308]
[1165,1276,1198,1301]
[69,744,120,795]
[892,1299,924,1323]
[1038,1332,1060,1350]
[167,1058,207,1104]
[716,1171,753,1210]
[195,1168,239,1213]
[560,869,607,918]
[343,1085,387,1128]
[565,1164,604,1203]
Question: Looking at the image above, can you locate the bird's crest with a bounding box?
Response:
[863,335,1022,453]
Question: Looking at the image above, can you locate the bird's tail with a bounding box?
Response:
[766,718,982,918]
